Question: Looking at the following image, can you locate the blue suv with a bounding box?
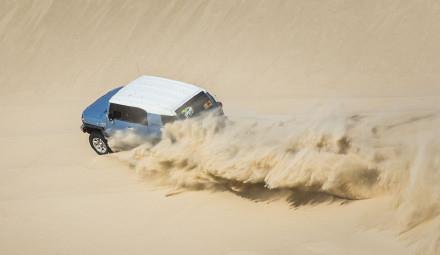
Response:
[81,76,223,155]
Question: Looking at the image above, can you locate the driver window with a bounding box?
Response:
[109,103,148,125]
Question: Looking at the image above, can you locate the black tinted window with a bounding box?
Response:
[161,115,176,124]
[109,103,148,125]
[175,92,214,119]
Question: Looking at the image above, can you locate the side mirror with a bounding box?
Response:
[108,112,114,120]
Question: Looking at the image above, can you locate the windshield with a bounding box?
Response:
[175,92,215,119]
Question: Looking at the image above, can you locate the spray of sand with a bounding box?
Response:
[111,109,439,254]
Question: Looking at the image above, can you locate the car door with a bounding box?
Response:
[145,113,162,138]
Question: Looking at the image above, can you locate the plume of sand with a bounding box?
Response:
[112,110,440,254]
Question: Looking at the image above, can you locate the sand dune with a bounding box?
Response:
[1,1,439,254]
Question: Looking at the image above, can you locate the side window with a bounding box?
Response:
[161,115,176,125]
[109,103,148,125]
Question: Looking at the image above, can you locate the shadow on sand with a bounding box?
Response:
[165,176,353,208]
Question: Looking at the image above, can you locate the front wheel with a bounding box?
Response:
[89,132,112,155]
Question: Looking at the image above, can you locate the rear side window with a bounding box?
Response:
[161,115,176,125]
[109,103,148,125]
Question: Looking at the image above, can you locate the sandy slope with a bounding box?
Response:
[1,1,439,254]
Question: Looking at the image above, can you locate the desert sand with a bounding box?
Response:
[0,1,439,255]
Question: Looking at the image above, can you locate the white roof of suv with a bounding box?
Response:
[109,76,205,116]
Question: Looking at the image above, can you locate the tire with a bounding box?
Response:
[89,131,112,155]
